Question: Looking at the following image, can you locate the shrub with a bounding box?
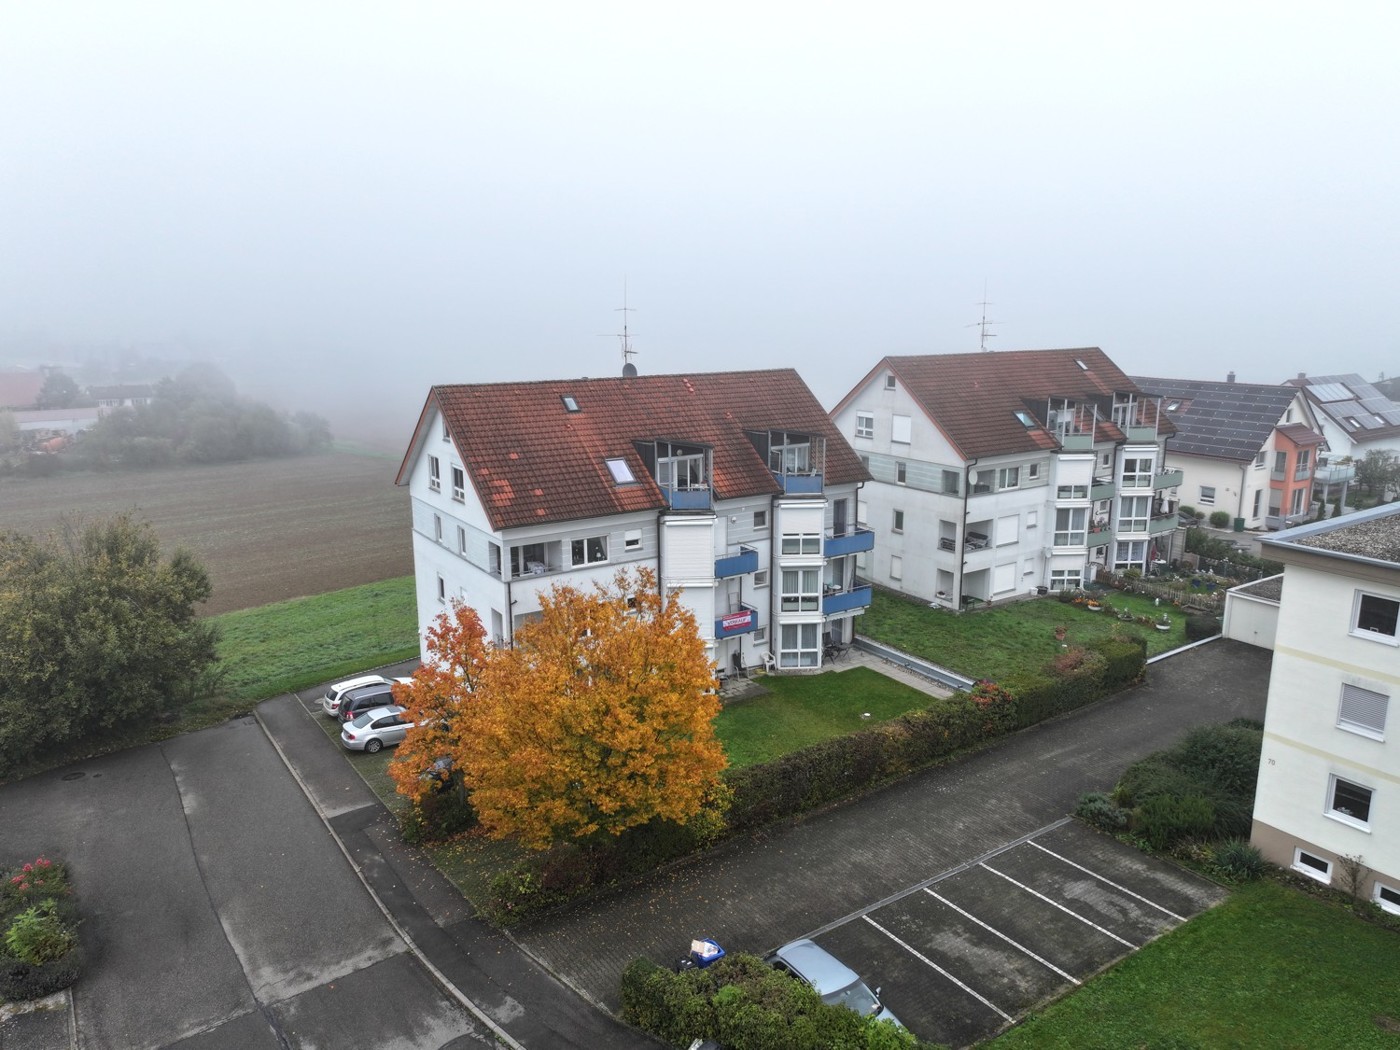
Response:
[1076,791,1128,831]
[1212,839,1267,881]
[1208,510,1231,528]
[1113,759,1201,809]
[2,856,69,909]
[0,945,84,1001]
[1184,613,1222,641]
[1169,723,1264,799]
[5,900,77,965]
[1179,505,1198,518]
[1135,793,1215,850]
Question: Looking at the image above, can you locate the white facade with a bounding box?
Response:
[1252,505,1400,907]
[403,400,871,673]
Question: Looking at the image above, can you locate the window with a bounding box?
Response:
[780,622,821,668]
[997,466,1020,490]
[1118,495,1150,533]
[441,419,450,441]
[658,453,705,490]
[754,510,768,529]
[1298,448,1311,470]
[1014,410,1035,426]
[1027,463,1040,480]
[428,456,441,492]
[1114,539,1147,571]
[1198,486,1216,506]
[891,414,912,443]
[892,510,905,534]
[855,412,874,439]
[1057,484,1088,500]
[753,626,767,644]
[753,569,769,588]
[1327,775,1373,828]
[624,528,642,552]
[1290,487,1307,515]
[433,514,443,542]
[859,454,869,469]
[1353,592,1400,642]
[562,395,580,412]
[489,543,502,577]
[780,534,821,555]
[1053,507,1087,547]
[1293,849,1331,883]
[1254,451,1266,468]
[896,461,907,485]
[1026,510,1038,529]
[570,536,608,566]
[884,374,897,390]
[457,525,467,555]
[781,568,821,611]
[1274,451,1287,473]
[1375,883,1400,916]
[606,458,635,484]
[942,470,960,495]
[769,439,811,474]
[1338,684,1388,739]
[1252,490,1262,517]
[1100,451,1112,469]
[451,466,465,502]
[1050,568,1082,591]
[1121,456,1154,488]
[890,555,902,580]
[510,542,546,577]
[436,574,446,602]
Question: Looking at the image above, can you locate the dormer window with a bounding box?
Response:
[1014,411,1035,427]
[606,458,636,484]
[562,395,580,412]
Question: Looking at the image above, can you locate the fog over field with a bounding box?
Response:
[3,2,1398,443]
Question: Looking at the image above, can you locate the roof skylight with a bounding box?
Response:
[605,458,635,483]
[1014,410,1035,427]
[562,395,580,412]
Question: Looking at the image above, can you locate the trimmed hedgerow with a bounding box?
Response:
[619,954,937,1050]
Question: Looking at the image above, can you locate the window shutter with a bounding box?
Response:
[1339,684,1388,736]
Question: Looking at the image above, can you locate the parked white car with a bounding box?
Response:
[340,706,416,753]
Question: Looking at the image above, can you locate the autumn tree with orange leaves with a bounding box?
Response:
[390,568,728,850]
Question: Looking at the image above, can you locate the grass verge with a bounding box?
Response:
[989,879,1400,1049]
[860,589,1186,680]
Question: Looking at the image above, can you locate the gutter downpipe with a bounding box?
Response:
[961,458,978,605]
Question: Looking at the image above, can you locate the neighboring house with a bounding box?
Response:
[88,384,155,412]
[1132,374,1327,530]
[829,348,1182,608]
[1251,503,1400,909]
[1286,373,1400,483]
[12,407,102,434]
[0,370,45,410]
[394,369,873,673]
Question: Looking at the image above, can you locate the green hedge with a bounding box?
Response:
[484,640,1149,924]
[619,954,938,1049]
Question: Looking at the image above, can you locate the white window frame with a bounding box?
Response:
[1254,450,1266,468]
[1118,494,1150,534]
[1121,456,1154,488]
[1053,507,1087,547]
[1027,462,1040,480]
[779,622,820,668]
[1057,484,1088,500]
[855,412,874,439]
[1352,591,1400,645]
[457,525,467,556]
[1326,774,1374,830]
[891,414,912,444]
[570,535,609,567]
[896,461,907,485]
[1290,487,1307,515]
[780,568,821,611]
[1338,684,1388,740]
[754,510,768,530]
[433,513,443,543]
[892,509,904,534]
[884,374,897,390]
[1198,485,1216,506]
[623,528,642,552]
[1293,848,1332,883]
[606,458,636,484]
[780,533,821,555]
[753,569,769,588]
[436,574,446,603]
[428,455,441,492]
[1374,882,1400,916]
[451,465,465,502]
[997,466,1020,490]
[1050,568,1082,591]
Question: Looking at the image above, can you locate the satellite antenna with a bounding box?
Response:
[602,279,639,376]
[966,282,999,351]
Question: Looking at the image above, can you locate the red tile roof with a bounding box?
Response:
[401,369,869,532]
[840,348,1164,460]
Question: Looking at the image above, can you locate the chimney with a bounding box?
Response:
[1297,372,1306,381]
[1226,371,1236,383]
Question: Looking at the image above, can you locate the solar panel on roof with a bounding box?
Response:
[1309,382,1354,402]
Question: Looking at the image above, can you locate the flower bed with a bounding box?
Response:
[1,856,83,1002]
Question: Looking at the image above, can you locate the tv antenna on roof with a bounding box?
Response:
[966,282,998,351]
[602,279,639,376]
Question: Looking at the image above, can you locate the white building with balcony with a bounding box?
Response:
[1251,503,1400,907]
[830,349,1182,607]
[395,368,872,673]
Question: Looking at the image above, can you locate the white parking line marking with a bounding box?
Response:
[980,863,1136,947]
[862,915,1014,1023]
[1026,840,1187,922]
[922,889,1080,985]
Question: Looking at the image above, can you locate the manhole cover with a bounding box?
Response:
[61,771,86,782]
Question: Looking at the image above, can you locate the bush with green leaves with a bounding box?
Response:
[0,855,83,1000]
[1136,794,1215,850]
[1076,792,1128,831]
[1208,510,1231,528]
[1212,839,1267,881]
[5,900,77,965]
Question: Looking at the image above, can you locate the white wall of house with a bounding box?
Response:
[1252,557,1400,901]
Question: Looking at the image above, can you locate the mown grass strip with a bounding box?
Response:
[989,879,1400,1049]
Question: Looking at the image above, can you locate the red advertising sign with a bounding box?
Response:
[720,609,754,631]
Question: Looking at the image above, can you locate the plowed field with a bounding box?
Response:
[0,450,412,615]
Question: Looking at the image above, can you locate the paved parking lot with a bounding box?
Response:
[801,818,1227,1047]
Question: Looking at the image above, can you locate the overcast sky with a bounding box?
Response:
[4,2,1397,436]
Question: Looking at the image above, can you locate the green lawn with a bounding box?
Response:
[716,666,937,767]
[860,589,1187,680]
[213,576,419,701]
[989,879,1400,1048]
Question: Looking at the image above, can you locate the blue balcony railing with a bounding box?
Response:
[824,526,874,558]
[715,546,759,578]
[771,471,824,495]
[823,584,872,616]
[715,604,759,638]
[663,486,712,510]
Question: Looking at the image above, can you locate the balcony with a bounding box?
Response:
[663,485,712,510]
[1090,478,1116,501]
[771,471,824,495]
[715,604,759,639]
[1060,432,1095,451]
[825,526,874,558]
[1087,524,1112,547]
[1294,465,1313,482]
[1125,424,1158,442]
[715,545,758,579]
[1153,468,1184,490]
[822,584,872,616]
[1315,461,1355,484]
[1148,511,1180,536]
